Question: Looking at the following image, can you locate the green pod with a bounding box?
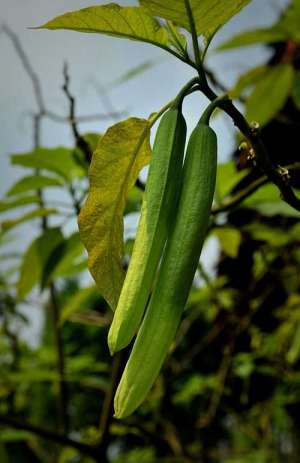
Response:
[108,105,187,354]
[114,121,217,419]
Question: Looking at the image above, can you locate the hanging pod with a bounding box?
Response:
[114,101,219,419]
[108,98,187,355]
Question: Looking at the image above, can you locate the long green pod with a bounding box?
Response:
[108,103,187,354]
[114,119,218,419]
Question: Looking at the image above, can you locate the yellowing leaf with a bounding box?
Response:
[39,4,170,51]
[246,64,295,126]
[140,0,251,42]
[78,118,151,310]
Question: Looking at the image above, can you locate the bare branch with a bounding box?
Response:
[212,162,300,215]
[1,24,45,112]
[62,63,92,163]
[0,415,97,458]
[49,283,69,434]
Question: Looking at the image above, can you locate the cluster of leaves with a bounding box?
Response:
[1,0,300,462]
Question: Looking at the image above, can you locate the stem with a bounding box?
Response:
[149,100,174,126]
[98,352,126,440]
[212,162,300,215]
[149,78,200,126]
[184,0,201,69]
[0,415,97,459]
[50,284,69,434]
[183,0,209,88]
[199,87,300,212]
[62,63,92,163]
[173,77,200,108]
[200,95,229,125]
[213,176,267,214]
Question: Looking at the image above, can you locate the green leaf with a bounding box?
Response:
[213,227,242,258]
[109,60,158,89]
[38,4,172,53]
[165,21,188,54]
[292,72,300,110]
[0,444,9,463]
[173,374,216,405]
[246,64,295,126]
[243,184,300,218]
[0,430,32,442]
[218,26,288,50]
[287,323,300,364]
[233,353,255,379]
[125,186,143,215]
[140,0,251,43]
[215,161,248,202]
[1,208,57,233]
[0,195,40,213]
[11,147,84,180]
[229,65,268,99]
[245,223,290,247]
[279,0,300,42]
[78,117,151,310]
[6,175,63,197]
[59,448,79,463]
[220,0,300,50]
[83,133,102,153]
[17,228,64,300]
[41,232,86,287]
[60,286,101,324]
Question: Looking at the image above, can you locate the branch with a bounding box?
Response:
[49,283,69,434]
[197,341,234,429]
[96,350,128,459]
[88,78,126,122]
[44,109,124,124]
[212,162,300,215]
[1,24,45,112]
[200,84,300,212]
[2,309,20,413]
[62,63,92,163]
[0,415,97,458]
[184,0,201,70]
[204,67,229,95]
[213,176,268,215]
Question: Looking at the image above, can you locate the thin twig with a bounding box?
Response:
[44,109,124,124]
[88,79,124,122]
[212,162,300,215]
[96,350,128,457]
[1,24,45,112]
[62,63,92,163]
[198,82,300,212]
[0,415,97,458]
[49,284,69,434]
